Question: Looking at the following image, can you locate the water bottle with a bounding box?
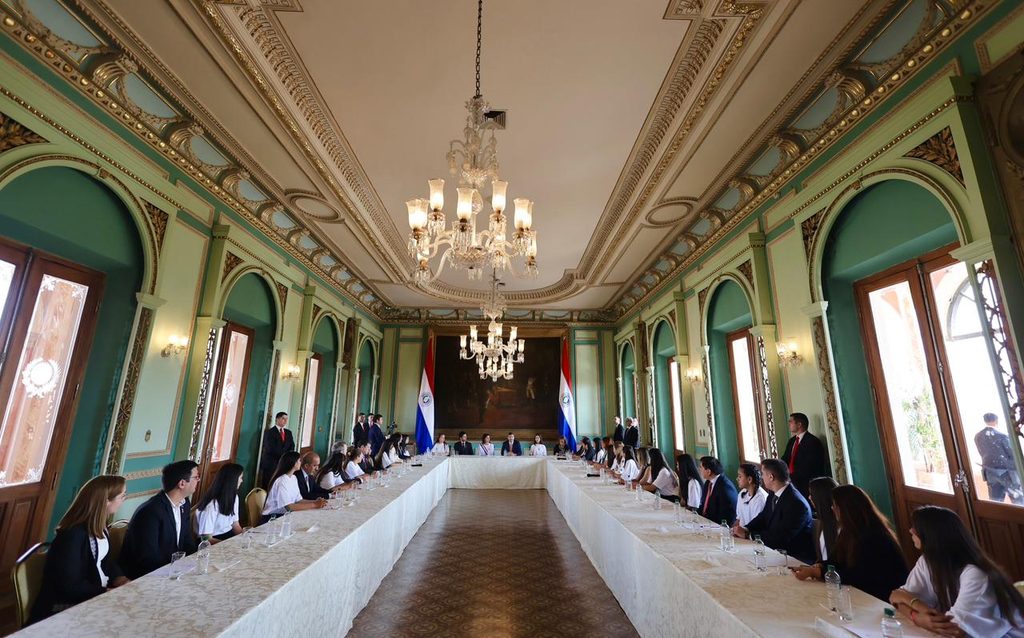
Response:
[196,537,211,574]
[881,607,903,637]
[654,489,662,510]
[719,520,731,552]
[824,565,842,613]
[753,535,767,571]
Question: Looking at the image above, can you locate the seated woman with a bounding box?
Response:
[593,438,608,465]
[552,437,570,456]
[634,447,651,484]
[375,437,399,471]
[676,454,703,510]
[30,475,130,623]
[261,452,326,523]
[616,446,640,485]
[793,485,907,602]
[196,463,244,543]
[317,452,355,492]
[640,449,678,500]
[890,506,1024,636]
[431,433,450,456]
[609,442,625,474]
[808,476,839,562]
[477,433,495,456]
[529,434,547,456]
[396,433,412,459]
[735,462,768,527]
[345,447,371,483]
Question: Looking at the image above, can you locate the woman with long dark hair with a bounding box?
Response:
[808,476,839,562]
[640,448,678,500]
[616,446,640,484]
[735,462,767,527]
[891,506,1024,636]
[793,485,907,601]
[261,451,326,522]
[676,454,703,510]
[317,451,354,491]
[196,463,244,542]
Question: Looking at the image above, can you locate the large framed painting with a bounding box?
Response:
[434,335,561,434]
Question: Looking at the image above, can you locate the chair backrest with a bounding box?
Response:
[107,519,129,565]
[12,542,49,629]
[245,488,266,526]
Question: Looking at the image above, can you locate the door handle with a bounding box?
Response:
[952,469,969,496]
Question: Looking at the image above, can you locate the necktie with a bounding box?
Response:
[280,427,286,442]
[702,480,713,513]
[788,436,800,474]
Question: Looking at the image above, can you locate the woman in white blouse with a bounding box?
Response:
[734,462,768,527]
[477,433,495,456]
[616,446,640,484]
[431,433,450,456]
[640,449,678,499]
[676,454,704,510]
[610,442,625,474]
[529,434,547,456]
[196,462,244,542]
[316,452,355,492]
[261,452,326,523]
[345,447,371,483]
[808,476,839,562]
[891,506,1024,637]
[375,436,401,471]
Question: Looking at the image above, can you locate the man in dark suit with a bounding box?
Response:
[260,411,295,488]
[623,417,640,449]
[781,412,829,498]
[733,458,814,564]
[975,412,1024,504]
[501,432,523,456]
[295,451,330,500]
[119,460,200,579]
[612,416,625,443]
[698,456,738,525]
[368,414,385,457]
[358,441,375,474]
[453,431,474,455]
[352,412,369,446]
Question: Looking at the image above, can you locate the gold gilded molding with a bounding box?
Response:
[736,259,754,289]
[811,315,847,483]
[903,125,964,184]
[0,110,47,150]
[801,209,826,261]
[275,281,288,314]
[143,201,168,251]
[189,327,218,461]
[105,306,154,475]
[222,251,243,282]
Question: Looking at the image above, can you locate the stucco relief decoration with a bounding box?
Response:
[189,328,219,461]
[275,281,288,314]
[221,252,243,282]
[143,202,169,252]
[698,286,710,317]
[736,259,754,290]
[264,350,282,428]
[755,335,777,457]
[701,351,714,455]
[106,306,153,475]
[0,112,47,151]
[801,209,826,260]
[903,126,964,185]
[811,315,847,482]
[312,303,322,319]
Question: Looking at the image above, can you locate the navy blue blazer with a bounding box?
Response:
[746,484,815,563]
[699,475,738,525]
[29,524,124,624]
[500,440,523,456]
[119,493,197,579]
[368,424,385,457]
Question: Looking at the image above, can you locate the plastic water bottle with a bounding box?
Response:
[824,565,842,613]
[196,537,211,574]
[719,520,730,551]
[653,489,662,510]
[881,607,903,637]
[753,535,767,571]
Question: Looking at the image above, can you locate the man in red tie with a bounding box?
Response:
[781,412,828,499]
[259,411,295,488]
[698,456,737,525]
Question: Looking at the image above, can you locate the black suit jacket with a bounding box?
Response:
[612,425,625,443]
[699,475,738,525]
[353,422,369,446]
[29,524,124,624]
[294,469,329,500]
[500,440,523,456]
[453,441,474,455]
[119,493,197,579]
[746,484,814,563]
[623,426,639,448]
[781,431,828,497]
[260,426,295,485]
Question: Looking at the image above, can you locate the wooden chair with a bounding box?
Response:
[11,542,49,629]
[245,488,266,527]
[106,519,129,566]
[1016,581,1024,596]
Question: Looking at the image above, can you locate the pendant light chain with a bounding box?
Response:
[474,0,483,98]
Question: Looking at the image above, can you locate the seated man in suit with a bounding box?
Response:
[358,441,376,475]
[781,412,829,499]
[732,458,815,564]
[697,456,738,525]
[119,460,200,579]
[295,451,330,500]
[453,431,474,455]
[500,432,523,456]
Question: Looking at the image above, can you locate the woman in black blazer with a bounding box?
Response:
[30,475,130,623]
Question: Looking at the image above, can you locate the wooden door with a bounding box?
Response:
[0,238,103,588]
[199,322,253,495]
[726,327,767,463]
[856,246,1024,578]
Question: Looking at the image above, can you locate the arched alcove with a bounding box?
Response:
[706,278,754,475]
[652,321,677,455]
[620,342,636,421]
[307,315,340,454]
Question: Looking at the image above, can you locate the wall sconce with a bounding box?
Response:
[684,368,702,385]
[161,335,189,358]
[776,339,803,367]
[283,364,302,382]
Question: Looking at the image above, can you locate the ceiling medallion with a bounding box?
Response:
[406,0,538,284]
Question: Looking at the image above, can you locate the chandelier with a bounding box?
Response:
[459,270,525,381]
[406,0,538,284]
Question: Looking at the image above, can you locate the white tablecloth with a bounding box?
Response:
[447,456,546,489]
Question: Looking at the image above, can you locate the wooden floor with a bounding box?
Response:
[347,489,639,638]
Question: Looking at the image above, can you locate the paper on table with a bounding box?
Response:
[814,617,858,637]
[816,611,936,638]
[150,559,196,578]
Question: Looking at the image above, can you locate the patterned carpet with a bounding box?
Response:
[347,489,639,638]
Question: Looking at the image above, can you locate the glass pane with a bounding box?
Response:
[730,335,760,462]
[868,281,953,494]
[0,274,88,487]
[0,260,15,321]
[931,263,1024,506]
[211,330,249,463]
[301,358,320,448]
[669,360,684,451]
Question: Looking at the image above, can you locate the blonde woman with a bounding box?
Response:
[30,475,129,623]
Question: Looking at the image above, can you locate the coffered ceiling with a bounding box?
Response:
[11,0,972,320]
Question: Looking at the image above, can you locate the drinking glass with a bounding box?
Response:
[168,551,186,579]
[777,550,788,576]
[673,501,681,523]
[242,529,254,550]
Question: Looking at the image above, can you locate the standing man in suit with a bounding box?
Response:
[975,412,1024,504]
[368,414,385,457]
[453,431,474,455]
[260,412,295,488]
[780,412,828,498]
[295,452,330,500]
[119,460,200,579]
[733,458,814,563]
[623,417,640,449]
[612,416,625,443]
[698,456,738,525]
[353,413,369,446]
[501,432,523,456]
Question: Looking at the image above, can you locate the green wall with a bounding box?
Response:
[707,279,752,477]
[357,340,375,414]
[822,179,958,516]
[0,166,142,532]
[621,342,636,419]
[652,322,676,456]
[311,317,339,456]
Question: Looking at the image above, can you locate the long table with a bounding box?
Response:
[17,457,931,637]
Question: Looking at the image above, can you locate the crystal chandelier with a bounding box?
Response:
[406,0,538,284]
[459,270,525,381]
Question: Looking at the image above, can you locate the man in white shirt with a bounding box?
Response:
[119,460,200,579]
